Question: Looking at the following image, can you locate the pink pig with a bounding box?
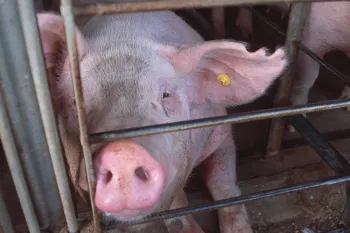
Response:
[215,2,350,133]
[37,6,286,233]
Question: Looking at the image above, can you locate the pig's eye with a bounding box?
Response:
[163,92,170,98]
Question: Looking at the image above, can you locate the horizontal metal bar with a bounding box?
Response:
[326,229,344,233]
[17,0,80,232]
[73,0,347,16]
[246,6,350,86]
[287,114,350,175]
[104,175,350,230]
[90,98,350,143]
[0,84,41,233]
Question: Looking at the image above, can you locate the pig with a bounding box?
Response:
[228,2,350,133]
[37,6,286,233]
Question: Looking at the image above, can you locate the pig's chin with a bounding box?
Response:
[100,205,158,224]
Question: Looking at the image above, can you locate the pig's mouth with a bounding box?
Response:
[99,205,158,226]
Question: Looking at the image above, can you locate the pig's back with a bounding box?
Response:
[304,2,350,51]
[79,11,204,49]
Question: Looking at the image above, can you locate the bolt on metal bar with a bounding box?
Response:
[0,183,16,233]
[287,114,350,175]
[266,2,311,157]
[73,0,346,16]
[90,98,350,143]
[0,88,41,233]
[104,175,350,230]
[60,0,101,231]
[16,0,79,232]
[246,6,350,86]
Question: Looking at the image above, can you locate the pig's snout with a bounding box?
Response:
[94,140,165,214]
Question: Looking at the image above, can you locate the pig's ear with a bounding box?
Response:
[37,12,85,111]
[37,12,85,70]
[160,40,287,106]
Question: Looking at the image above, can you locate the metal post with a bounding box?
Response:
[0,183,16,233]
[0,0,64,230]
[0,85,41,233]
[60,0,101,231]
[266,3,311,157]
[16,0,79,232]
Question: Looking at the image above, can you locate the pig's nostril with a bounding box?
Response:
[134,167,148,181]
[105,171,113,183]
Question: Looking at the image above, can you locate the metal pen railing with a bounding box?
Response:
[1,0,350,233]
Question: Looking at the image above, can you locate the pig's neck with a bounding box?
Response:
[79,11,204,49]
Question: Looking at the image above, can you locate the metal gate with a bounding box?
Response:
[0,0,350,232]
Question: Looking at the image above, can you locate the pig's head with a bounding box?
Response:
[38,12,286,224]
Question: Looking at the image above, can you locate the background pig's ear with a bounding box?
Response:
[162,41,287,106]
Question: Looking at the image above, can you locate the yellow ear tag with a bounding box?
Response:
[217,74,231,86]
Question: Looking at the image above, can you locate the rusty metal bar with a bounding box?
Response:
[17,0,79,232]
[266,2,311,157]
[60,0,101,231]
[0,82,40,233]
[73,0,345,16]
[104,174,350,230]
[0,183,16,233]
[90,98,350,143]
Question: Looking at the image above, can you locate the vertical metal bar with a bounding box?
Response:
[266,3,311,157]
[60,0,101,231]
[0,183,16,233]
[0,86,40,233]
[16,1,79,233]
[0,0,64,230]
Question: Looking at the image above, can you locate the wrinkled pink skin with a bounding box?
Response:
[212,2,350,133]
[37,7,286,233]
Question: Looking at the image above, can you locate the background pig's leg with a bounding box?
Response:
[236,7,253,40]
[211,7,225,37]
[288,41,324,133]
[200,134,253,233]
[165,189,205,233]
[338,53,350,112]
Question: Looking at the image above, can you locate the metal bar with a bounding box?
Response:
[73,0,346,16]
[90,98,350,143]
[60,0,101,231]
[287,114,350,175]
[0,86,41,233]
[0,0,63,230]
[103,175,350,230]
[17,1,79,232]
[0,183,16,233]
[266,2,311,157]
[246,7,350,86]
[326,230,344,233]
